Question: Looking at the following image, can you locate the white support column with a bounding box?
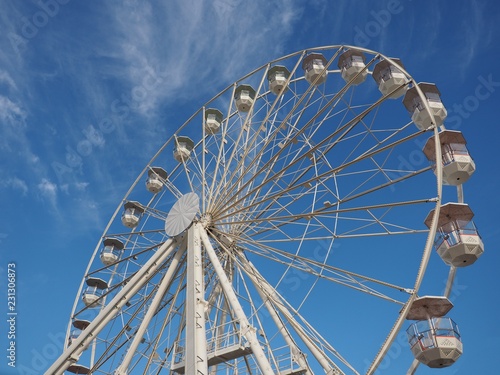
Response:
[114,246,185,375]
[185,223,208,375]
[44,237,180,375]
[208,263,231,375]
[199,226,275,375]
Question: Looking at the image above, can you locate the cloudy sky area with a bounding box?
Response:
[0,0,499,374]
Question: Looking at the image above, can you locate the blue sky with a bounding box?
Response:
[0,0,499,374]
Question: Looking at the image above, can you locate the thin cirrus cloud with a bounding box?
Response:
[0,95,33,171]
[0,69,18,91]
[0,1,304,220]
[0,92,50,205]
[0,95,26,128]
[408,1,489,80]
[101,1,304,115]
[2,177,29,196]
[458,1,489,75]
[35,1,307,203]
[37,178,58,207]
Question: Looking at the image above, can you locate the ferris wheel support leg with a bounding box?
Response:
[114,245,186,375]
[185,223,209,374]
[208,262,232,375]
[199,225,275,375]
[236,255,312,374]
[237,255,348,375]
[44,237,180,375]
[254,284,312,374]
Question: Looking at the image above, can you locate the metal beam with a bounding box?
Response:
[237,254,347,375]
[241,256,312,374]
[114,245,185,375]
[185,223,208,374]
[199,224,275,375]
[44,237,180,375]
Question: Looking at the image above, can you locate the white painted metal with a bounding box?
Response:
[44,237,180,375]
[238,257,312,374]
[199,224,275,375]
[366,80,444,374]
[407,150,468,375]
[114,246,185,375]
[51,45,477,375]
[237,254,348,375]
[185,223,208,374]
[165,192,200,236]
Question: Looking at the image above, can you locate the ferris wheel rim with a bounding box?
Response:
[54,44,450,375]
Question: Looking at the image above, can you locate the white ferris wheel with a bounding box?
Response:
[45,45,483,375]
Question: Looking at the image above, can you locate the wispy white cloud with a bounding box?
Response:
[458,1,484,75]
[0,95,26,127]
[0,2,29,66]
[1,177,28,195]
[408,0,490,81]
[0,70,18,91]
[60,181,90,194]
[100,1,304,116]
[0,93,42,178]
[0,95,30,160]
[74,181,90,191]
[0,1,306,225]
[14,0,307,211]
[37,178,58,207]
[0,7,46,184]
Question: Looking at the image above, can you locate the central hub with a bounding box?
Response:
[200,213,213,229]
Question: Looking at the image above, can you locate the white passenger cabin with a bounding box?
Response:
[234,84,256,112]
[100,238,124,266]
[372,58,408,99]
[173,136,195,163]
[425,203,484,267]
[423,130,475,185]
[69,319,91,346]
[146,166,168,194]
[337,49,367,85]
[407,317,462,368]
[267,65,290,95]
[302,53,328,85]
[204,108,223,134]
[121,201,144,228]
[82,277,108,308]
[403,82,447,130]
[406,296,462,368]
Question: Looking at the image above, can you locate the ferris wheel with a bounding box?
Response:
[45,45,483,375]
